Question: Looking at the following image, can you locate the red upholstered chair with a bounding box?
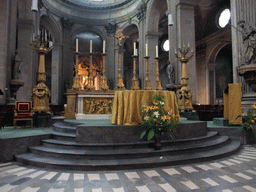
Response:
[14,101,33,128]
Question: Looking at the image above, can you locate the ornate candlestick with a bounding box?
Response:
[175,45,193,87]
[155,57,163,90]
[100,53,109,90]
[31,31,53,113]
[144,56,152,90]
[72,51,81,90]
[113,29,128,90]
[131,55,139,90]
[175,44,194,112]
[86,53,95,90]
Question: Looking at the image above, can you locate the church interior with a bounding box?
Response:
[0,0,256,191]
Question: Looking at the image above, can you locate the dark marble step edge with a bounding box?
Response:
[41,131,219,149]
[52,122,77,134]
[41,131,219,150]
[15,141,241,171]
[43,128,76,138]
[29,136,230,159]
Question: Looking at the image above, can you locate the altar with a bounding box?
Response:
[111,90,180,125]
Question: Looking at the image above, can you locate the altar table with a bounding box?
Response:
[111,90,180,125]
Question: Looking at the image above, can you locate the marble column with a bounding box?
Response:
[231,0,256,112]
[175,0,197,103]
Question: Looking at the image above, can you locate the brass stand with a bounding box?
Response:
[155,57,163,90]
[32,40,53,113]
[86,53,95,90]
[175,46,194,112]
[100,53,109,90]
[72,51,81,90]
[144,56,152,90]
[131,55,139,90]
[113,29,128,90]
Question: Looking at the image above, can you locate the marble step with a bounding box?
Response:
[15,140,241,171]
[29,136,230,160]
[52,122,77,134]
[41,131,219,150]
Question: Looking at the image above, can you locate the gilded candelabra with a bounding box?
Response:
[155,57,163,90]
[114,29,128,90]
[72,51,81,90]
[100,53,109,90]
[144,56,152,90]
[31,31,53,113]
[86,53,95,90]
[175,44,194,112]
[131,55,139,90]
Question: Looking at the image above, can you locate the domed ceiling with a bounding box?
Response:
[62,0,132,9]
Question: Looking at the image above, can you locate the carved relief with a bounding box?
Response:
[84,97,113,114]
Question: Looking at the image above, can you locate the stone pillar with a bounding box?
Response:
[138,19,146,89]
[145,32,159,89]
[0,0,18,104]
[105,35,117,90]
[231,0,256,112]
[76,96,86,119]
[175,0,197,103]
[51,43,61,105]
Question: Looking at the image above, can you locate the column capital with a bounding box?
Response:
[175,0,197,9]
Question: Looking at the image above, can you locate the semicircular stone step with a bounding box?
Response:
[15,140,241,171]
[29,135,230,160]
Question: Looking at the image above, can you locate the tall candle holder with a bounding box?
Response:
[100,53,109,90]
[72,51,81,90]
[144,56,152,90]
[114,29,128,90]
[131,55,139,90]
[175,44,194,112]
[86,53,95,90]
[31,32,53,113]
[155,57,163,90]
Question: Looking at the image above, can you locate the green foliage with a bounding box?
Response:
[237,103,256,132]
[139,94,178,141]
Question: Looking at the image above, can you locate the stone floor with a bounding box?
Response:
[1,145,256,192]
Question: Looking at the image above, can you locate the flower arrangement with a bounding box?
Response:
[237,103,256,132]
[139,94,178,141]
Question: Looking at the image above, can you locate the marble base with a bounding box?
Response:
[76,121,207,143]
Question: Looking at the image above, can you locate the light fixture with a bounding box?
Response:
[168,14,174,26]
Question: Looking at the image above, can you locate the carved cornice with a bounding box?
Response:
[60,0,133,11]
[136,2,147,21]
[105,23,118,35]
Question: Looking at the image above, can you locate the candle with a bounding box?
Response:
[145,43,148,57]
[135,49,138,56]
[103,40,105,53]
[134,42,136,55]
[156,45,158,57]
[76,39,78,52]
[90,40,92,53]
[31,0,38,11]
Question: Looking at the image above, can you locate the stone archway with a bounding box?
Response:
[122,24,139,90]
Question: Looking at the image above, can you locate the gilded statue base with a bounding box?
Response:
[33,83,51,113]
[176,86,195,112]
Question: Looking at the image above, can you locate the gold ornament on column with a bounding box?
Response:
[131,42,139,90]
[113,28,129,90]
[144,43,152,90]
[72,50,81,90]
[86,52,95,90]
[155,56,163,90]
[175,43,194,112]
[31,29,53,113]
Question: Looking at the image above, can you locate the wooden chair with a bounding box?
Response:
[14,101,33,128]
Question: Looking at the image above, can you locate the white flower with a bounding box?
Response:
[160,101,165,105]
[144,116,149,120]
[153,111,159,118]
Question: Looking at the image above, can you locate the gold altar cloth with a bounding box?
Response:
[223,83,242,125]
[111,90,180,125]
